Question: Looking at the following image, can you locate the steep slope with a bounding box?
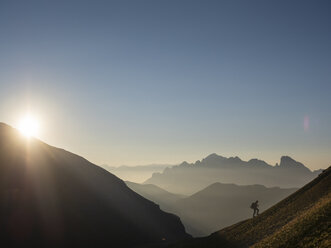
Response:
[0,123,190,247]
[171,166,331,247]
[145,153,320,195]
[125,181,185,211]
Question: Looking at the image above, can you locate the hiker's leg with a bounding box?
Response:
[257,209,259,215]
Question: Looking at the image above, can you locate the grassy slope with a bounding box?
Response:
[172,166,331,248]
[252,192,330,248]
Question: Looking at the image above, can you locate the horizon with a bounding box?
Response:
[1,0,330,170]
[0,121,326,172]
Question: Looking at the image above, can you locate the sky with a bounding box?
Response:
[0,0,330,170]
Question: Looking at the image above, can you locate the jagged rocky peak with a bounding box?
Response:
[280,156,301,167]
[228,156,242,162]
[201,153,226,163]
[279,156,310,171]
[179,161,190,167]
[248,158,271,167]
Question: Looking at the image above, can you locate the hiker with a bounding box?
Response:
[250,200,259,217]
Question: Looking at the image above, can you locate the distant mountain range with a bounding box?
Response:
[103,164,171,183]
[0,123,190,247]
[144,153,322,194]
[127,181,297,237]
[172,166,331,248]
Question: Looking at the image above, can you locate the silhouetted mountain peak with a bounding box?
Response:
[247,158,271,168]
[205,153,223,159]
[280,156,295,164]
[280,156,308,169]
[228,156,242,163]
[201,153,226,164]
[179,161,190,167]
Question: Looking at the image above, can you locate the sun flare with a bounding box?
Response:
[18,115,40,138]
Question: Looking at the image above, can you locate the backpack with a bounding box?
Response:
[250,202,255,209]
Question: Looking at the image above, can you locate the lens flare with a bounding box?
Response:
[18,115,40,137]
[304,115,309,132]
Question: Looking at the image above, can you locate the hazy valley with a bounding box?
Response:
[127,181,297,236]
[171,166,331,248]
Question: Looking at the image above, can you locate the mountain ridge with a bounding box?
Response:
[176,153,312,170]
[104,163,172,183]
[145,153,321,194]
[0,122,190,247]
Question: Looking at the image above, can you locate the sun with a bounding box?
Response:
[18,115,40,138]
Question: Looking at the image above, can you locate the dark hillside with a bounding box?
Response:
[0,123,190,247]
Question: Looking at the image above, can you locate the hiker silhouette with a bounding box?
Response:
[250,200,259,217]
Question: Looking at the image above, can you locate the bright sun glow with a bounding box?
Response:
[18,115,40,137]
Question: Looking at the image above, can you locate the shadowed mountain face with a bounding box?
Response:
[171,166,331,248]
[145,153,320,195]
[127,182,296,237]
[0,123,190,247]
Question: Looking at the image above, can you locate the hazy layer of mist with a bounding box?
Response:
[103,164,172,183]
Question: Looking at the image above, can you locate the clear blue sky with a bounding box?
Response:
[0,0,330,169]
